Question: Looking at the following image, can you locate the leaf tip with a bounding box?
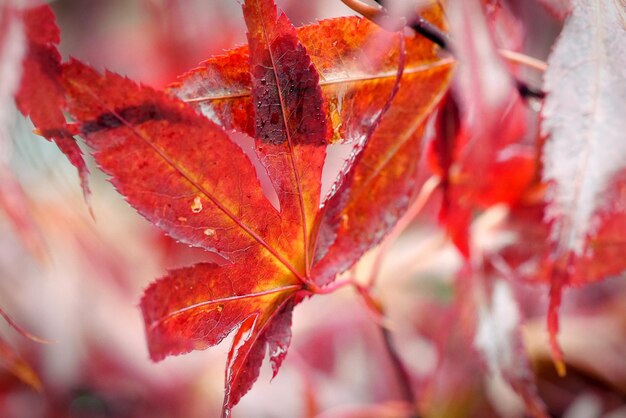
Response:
[554,357,567,377]
[548,273,566,377]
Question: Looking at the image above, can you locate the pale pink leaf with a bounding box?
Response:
[541,0,626,256]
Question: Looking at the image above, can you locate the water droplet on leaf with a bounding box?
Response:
[191,196,203,213]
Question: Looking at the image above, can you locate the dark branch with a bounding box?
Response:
[380,326,419,418]
[372,0,543,101]
[408,15,451,51]
[515,79,547,100]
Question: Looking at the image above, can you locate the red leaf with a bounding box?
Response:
[142,262,296,414]
[45,1,453,414]
[61,57,309,414]
[427,92,471,256]
[14,4,91,205]
[430,0,536,257]
[62,57,306,416]
[223,298,294,411]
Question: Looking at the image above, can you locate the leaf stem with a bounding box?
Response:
[380,325,418,417]
[340,0,383,21]
[0,306,53,344]
[367,176,440,289]
[352,283,418,414]
[306,277,355,295]
[312,275,418,414]
[499,49,548,72]
[408,14,451,51]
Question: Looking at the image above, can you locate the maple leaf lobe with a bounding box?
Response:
[141,261,297,362]
[252,36,326,146]
[246,0,327,149]
[62,59,291,267]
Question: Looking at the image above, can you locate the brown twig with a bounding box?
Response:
[340,0,383,21]
[408,14,451,50]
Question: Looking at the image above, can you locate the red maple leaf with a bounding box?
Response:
[15,0,453,414]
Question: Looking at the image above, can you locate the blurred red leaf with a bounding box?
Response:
[0,168,47,262]
[541,0,626,282]
[0,337,41,392]
[542,0,626,279]
[14,4,91,207]
[469,274,548,418]
[428,0,536,257]
[0,307,46,392]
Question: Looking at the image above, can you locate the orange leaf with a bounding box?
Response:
[34,1,455,414]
